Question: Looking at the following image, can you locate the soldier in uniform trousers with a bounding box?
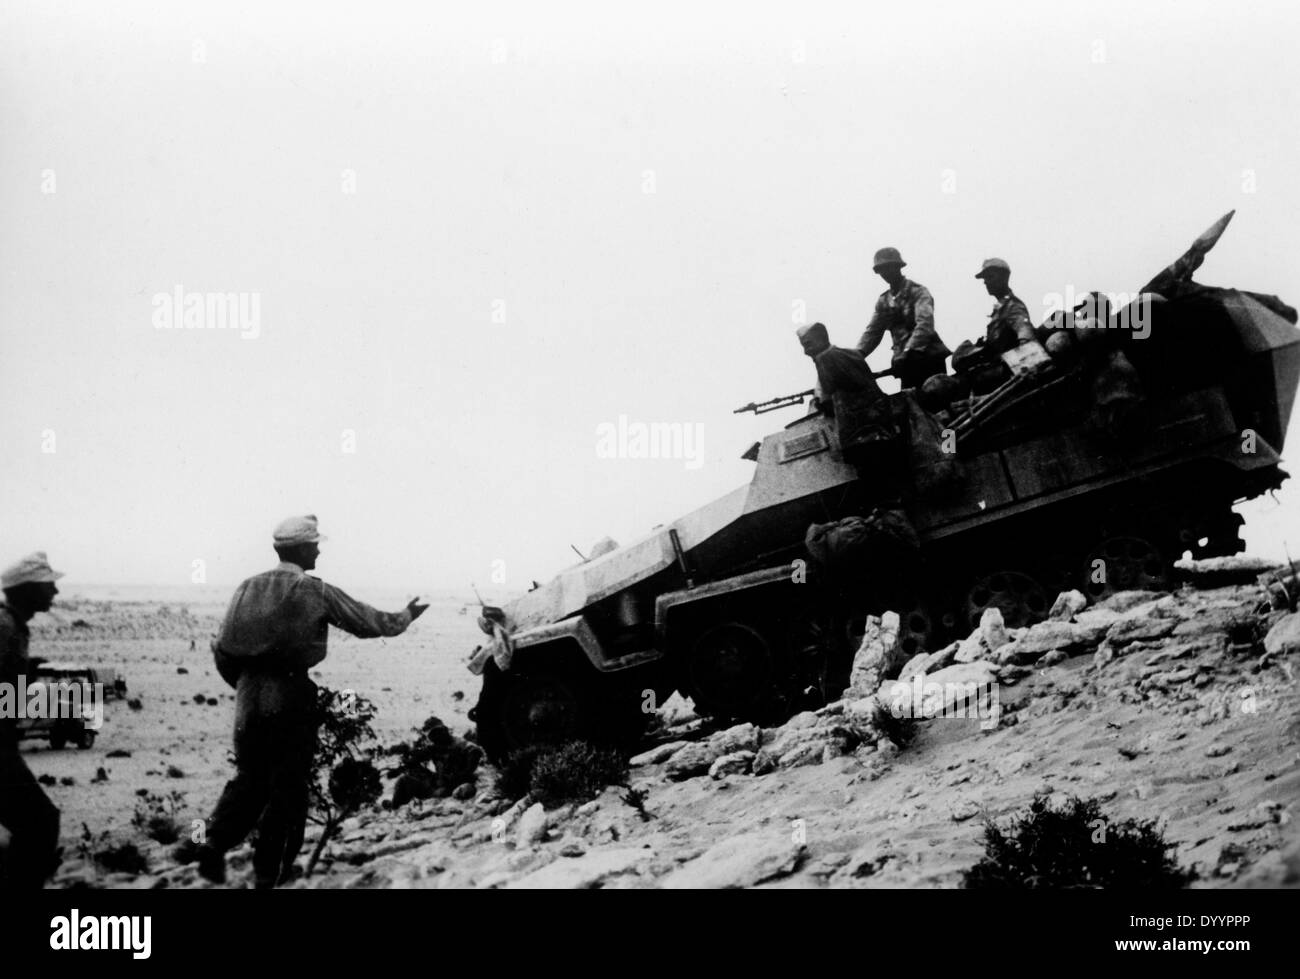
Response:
[975,257,1038,353]
[188,515,427,888]
[856,247,952,390]
[0,552,65,889]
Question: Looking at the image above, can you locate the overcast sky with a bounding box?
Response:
[2,0,1297,597]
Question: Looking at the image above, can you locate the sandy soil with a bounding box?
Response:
[16,591,483,862]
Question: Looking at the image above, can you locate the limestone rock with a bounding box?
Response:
[664,742,720,781]
[767,724,827,759]
[779,741,825,769]
[1039,649,1068,668]
[953,632,987,664]
[1073,608,1121,644]
[978,607,1009,651]
[508,846,650,888]
[847,611,901,696]
[661,831,804,888]
[881,661,998,720]
[705,722,760,757]
[1264,612,1300,656]
[955,608,1010,663]
[515,803,548,847]
[1097,590,1163,613]
[1107,616,1177,646]
[924,641,960,672]
[1049,590,1088,621]
[898,652,931,681]
[997,664,1032,682]
[630,741,691,767]
[709,751,755,779]
[1014,620,1079,656]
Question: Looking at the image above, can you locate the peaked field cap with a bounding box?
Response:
[795,322,829,343]
[1,551,65,589]
[872,246,906,269]
[975,257,1011,278]
[273,514,325,546]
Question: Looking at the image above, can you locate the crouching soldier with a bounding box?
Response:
[187,515,428,888]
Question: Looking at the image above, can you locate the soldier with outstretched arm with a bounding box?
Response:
[186,515,428,888]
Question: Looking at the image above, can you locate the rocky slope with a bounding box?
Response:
[44,560,1300,889]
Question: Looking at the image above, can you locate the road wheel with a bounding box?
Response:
[897,601,940,660]
[474,664,590,763]
[683,622,774,718]
[965,571,1050,631]
[1082,535,1172,603]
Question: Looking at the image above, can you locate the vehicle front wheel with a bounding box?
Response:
[680,621,774,720]
[474,664,592,764]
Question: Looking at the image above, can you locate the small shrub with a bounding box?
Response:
[131,790,186,845]
[621,785,653,822]
[79,826,150,875]
[866,698,916,748]
[304,687,381,877]
[494,745,544,802]
[97,842,149,875]
[962,792,1195,889]
[528,741,628,808]
[328,757,382,813]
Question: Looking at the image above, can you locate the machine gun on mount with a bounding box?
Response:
[733,367,895,415]
[733,388,816,415]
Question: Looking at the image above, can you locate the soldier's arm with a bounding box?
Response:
[902,287,938,354]
[211,639,242,689]
[855,298,888,357]
[1010,301,1038,345]
[322,582,413,639]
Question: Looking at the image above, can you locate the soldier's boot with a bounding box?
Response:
[194,844,226,884]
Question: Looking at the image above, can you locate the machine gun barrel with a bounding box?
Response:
[733,389,816,415]
[733,367,895,415]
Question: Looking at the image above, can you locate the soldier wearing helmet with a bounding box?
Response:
[975,258,1037,352]
[855,247,951,389]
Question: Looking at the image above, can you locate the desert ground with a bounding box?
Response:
[12,565,1300,889]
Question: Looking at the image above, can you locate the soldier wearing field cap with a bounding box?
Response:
[0,551,65,888]
[975,257,1037,352]
[187,516,428,888]
[855,247,951,390]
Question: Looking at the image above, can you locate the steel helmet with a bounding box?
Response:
[872,247,906,270]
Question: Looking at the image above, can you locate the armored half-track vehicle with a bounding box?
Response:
[467,213,1300,761]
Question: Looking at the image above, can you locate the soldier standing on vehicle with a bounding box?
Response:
[975,258,1037,352]
[855,247,951,389]
[186,516,427,888]
[798,321,885,405]
[0,552,65,889]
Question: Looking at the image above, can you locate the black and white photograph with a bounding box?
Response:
[1,0,1297,958]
